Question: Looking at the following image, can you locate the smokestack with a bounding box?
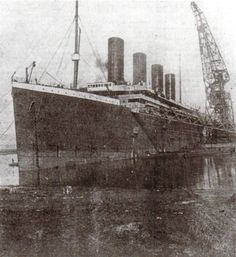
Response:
[133,53,146,85]
[108,37,124,84]
[165,73,176,100]
[151,64,164,93]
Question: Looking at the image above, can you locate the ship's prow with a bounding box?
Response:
[11,1,236,177]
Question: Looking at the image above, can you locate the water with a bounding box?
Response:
[0,154,18,186]
[0,153,236,257]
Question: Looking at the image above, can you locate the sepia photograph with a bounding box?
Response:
[0,0,236,256]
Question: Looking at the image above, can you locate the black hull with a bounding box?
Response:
[12,84,236,173]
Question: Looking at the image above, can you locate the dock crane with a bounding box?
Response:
[25,61,36,84]
[191,2,235,131]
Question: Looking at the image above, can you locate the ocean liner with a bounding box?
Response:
[12,1,236,173]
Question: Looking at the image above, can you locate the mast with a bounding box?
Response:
[72,0,80,89]
[179,54,182,104]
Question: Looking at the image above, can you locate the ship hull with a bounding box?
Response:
[12,83,236,174]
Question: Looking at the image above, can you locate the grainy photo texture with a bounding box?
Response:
[0,0,236,256]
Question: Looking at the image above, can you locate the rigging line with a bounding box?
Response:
[81,56,101,79]
[0,120,14,139]
[56,27,73,76]
[78,15,107,81]
[45,72,61,84]
[0,100,12,115]
[80,28,107,80]
[39,18,75,82]
[14,0,62,72]
[56,20,74,76]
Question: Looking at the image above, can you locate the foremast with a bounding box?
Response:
[72,0,81,89]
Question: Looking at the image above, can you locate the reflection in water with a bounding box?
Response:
[202,156,236,190]
[15,154,236,190]
[0,154,236,257]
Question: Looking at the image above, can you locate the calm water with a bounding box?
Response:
[0,154,18,186]
[0,154,236,257]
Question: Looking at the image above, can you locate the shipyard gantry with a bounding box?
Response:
[191,2,235,131]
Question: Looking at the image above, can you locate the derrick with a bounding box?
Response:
[191,2,234,130]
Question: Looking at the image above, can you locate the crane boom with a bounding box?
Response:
[191,2,234,130]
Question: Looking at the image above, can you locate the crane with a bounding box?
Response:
[25,61,36,84]
[191,2,235,131]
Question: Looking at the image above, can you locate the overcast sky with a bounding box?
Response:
[0,0,236,146]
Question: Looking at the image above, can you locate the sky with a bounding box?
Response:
[0,0,236,147]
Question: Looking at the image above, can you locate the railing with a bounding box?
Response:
[12,76,72,89]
